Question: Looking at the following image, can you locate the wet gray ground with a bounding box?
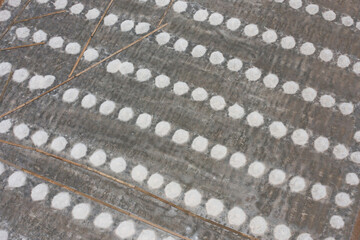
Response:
[0,0,359,239]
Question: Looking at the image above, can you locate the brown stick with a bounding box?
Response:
[0,0,32,41]
[0,139,257,240]
[0,41,45,51]
[157,0,175,27]
[0,71,14,102]
[68,0,115,78]
[0,23,168,120]
[351,209,360,240]
[14,10,67,24]
[0,157,190,240]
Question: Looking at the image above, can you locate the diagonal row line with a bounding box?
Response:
[0,138,257,240]
[0,23,168,119]
[0,1,258,238]
[0,157,191,240]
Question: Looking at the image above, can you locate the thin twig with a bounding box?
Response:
[68,0,115,78]
[0,139,257,240]
[0,23,168,120]
[14,10,67,24]
[0,71,14,102]
[0,157,190,240]
[0,0,32,41]
[0,41,45,51]
[157,0,175,27]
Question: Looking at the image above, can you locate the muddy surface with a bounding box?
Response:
[0,0,359,239]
